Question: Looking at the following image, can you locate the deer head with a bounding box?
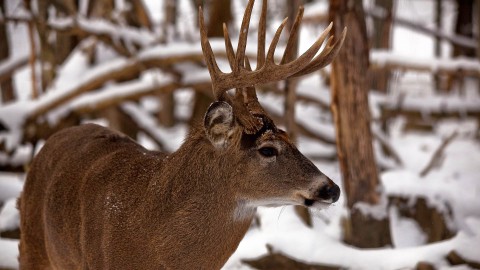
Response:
[199,0,345,210]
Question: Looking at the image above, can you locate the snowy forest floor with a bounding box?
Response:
[1,0,480,269]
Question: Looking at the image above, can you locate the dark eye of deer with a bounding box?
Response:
[258,147,278,157]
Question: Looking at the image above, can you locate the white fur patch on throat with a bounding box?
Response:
[233,198,300,222]
[233,200,256,222]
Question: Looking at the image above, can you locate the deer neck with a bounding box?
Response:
[142,130,256,266]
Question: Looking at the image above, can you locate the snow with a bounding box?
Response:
[122,102,187,152]
[390,206,428,248]
[48,16,158,49]
[0,199,20,232]
[0,173,23,202]
[0,238,18,269]
[225,207,480,270]
[48,71,174,125]
[0,173,22,269]
[371,50,480,73]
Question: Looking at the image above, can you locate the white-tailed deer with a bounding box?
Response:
[19,0,345,269]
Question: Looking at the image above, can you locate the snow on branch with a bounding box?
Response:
[25,40,220,123]
[121,102,170,152]
[49,16,158,56]
[2,14,159,56]
[379,94,480,120]
[371,51,480,77]
[48,72,176,125]
[0,54,30,83]
[365,7,477,50]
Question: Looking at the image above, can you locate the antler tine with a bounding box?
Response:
[277,21,332,74]
[223,23,236,71]
[280,6,304,65]
[236,0,256,72]
[199,6,224,99]
[242,56,267,115]
[257,0,267,70]
[290,26,347,78]
[265,18,289,64]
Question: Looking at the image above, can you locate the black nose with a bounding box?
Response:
[317,183,340,203]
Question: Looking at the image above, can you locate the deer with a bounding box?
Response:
[18,0,346,269]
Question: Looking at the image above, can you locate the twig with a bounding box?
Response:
[371,126,403,166]
[420,131,458,177]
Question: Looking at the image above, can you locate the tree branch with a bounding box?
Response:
[370,51,480,77]
[420,131,458,177]
[365,7,477,50]
[0,55,29,83]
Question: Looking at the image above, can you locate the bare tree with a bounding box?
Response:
[0,1,14,103]
[158,0,178,127]
[329,0,391,248]
[447,0,475,92]
[125,0,153,30]
[370,0,393,92]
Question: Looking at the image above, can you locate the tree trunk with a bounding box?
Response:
[52,1,79,68]
[453,0,475,57]
[434,0,445,91]
[283,0,302,141]
[0,1,14,103]
[157,0,177,127]
[103,107,139,140]
[329,0,392,248]
[125,0,153,30]
[34,0,56,91]
[89,0,139,135]
[369,0,393,93]
[206,0,232,37]
[23,0,39,99]
[447,0,475,92]
[189,0,231,126]
[476,0,480,94]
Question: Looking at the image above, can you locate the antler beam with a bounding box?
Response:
[199,0,346,98]
[199,0,346,133]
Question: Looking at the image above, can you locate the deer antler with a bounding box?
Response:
[199,0,346,133]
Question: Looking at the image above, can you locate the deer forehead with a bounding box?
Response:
[256,129,292,146]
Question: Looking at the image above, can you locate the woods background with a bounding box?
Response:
[0,0,479,269]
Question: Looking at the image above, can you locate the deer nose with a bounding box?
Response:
[317,183,340,203]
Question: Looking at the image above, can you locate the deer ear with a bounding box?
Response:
[204,101,239,149]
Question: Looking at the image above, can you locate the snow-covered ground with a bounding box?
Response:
[1,0,479,269]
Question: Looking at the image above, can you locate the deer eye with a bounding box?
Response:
[258,147,278,157]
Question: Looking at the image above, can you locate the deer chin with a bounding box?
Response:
[302,197,333,210]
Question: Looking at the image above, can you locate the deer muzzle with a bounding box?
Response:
[302,177,340,207]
